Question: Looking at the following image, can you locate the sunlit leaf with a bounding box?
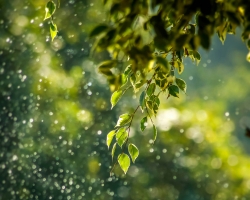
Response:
[124,65,132,77]
[147,83,156,96]
[116,128,128,147]
[90,25,109,37]
[247,52,250,62]
[106,130,116,149]
[118,153,130,174]
[111,90,123,109]
[128,144,139,163]
[176,78,187,93]
[140,116,147,131]
[193,51,201,65]
[153,125,157,142]
[98,60,116,70]
[50,22,58,41]
[139,91,146,111]
[111,143,117,160]
[44,1,56,20]
[168,85,179,98]
[115,113,132,127]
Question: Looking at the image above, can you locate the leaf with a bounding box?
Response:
[115,113,132,127]
[111,90,123,109]
[124,64,132,77]
[128,144,139,163]
[118,153,130,174]
[116,128,128,147]
[44,1,56,20]
[156,57,170,73]
[106,130,116,149]
[90,25,109,37]
[98,60,116,71]
[174,61,184,74]
[147,83,156,96]
[176,78,187,93]
[135,80,145,90]
[111,143,117,160]
[193,51,201,65]
[153,125,157,142]
[140,116,147,131]
[247,52,250,62]
[50,22,58,41]
[168,85,179,98]
[139,91,146,111]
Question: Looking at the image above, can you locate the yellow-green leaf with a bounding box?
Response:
[153,125,157,142]
[118,153,130,174]
[106,130,116,149]
[128,144,139,163]
[140,116,147,131]
[115,113,131,127]
[111,143,117,160]
[176,78,187,93]
[116,128,128,147]
[111,90,123,109]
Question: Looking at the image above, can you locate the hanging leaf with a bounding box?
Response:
[193,51,201,65]
[111,90,124,109]
[147,83,156,96]
[168,85,179,98]
[156,57,170,73]
[90,25,109,37]
[50,22,58,41]
[111,143,117,160]
[140,116,147,131]
[118,153,130,174]
[128,144,139,163]
[139,91,146,111]
[115,113,132,127]
[153,125,157,142]
[106,130,116,149]
[98,60,117,71]
[116,128,128,147]
[176,78,187,93]
[44,1,56,20]
[124,65,132,76]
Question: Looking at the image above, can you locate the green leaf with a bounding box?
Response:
[156,57,170,73]
[247,52,250,62]
[135,80,145,90]
[44,1,56,20]
[173,61,184,74]
[90,25,109,37]
[50,22,58,41]
[111,143,117,160]
[115,113,132,127]
[176,78,187,93]
[98,60,116,71]
[139,91,146,110]
[111,90,124,109]
[140,116,147,131]
[116,128,128,147]
[168,85,179,98]
[106,130,116,149]
[128,144,139,163]
[153,125,157,142]
[124,65,132,77]
[193,51,201,65]
[118,153,130,174]
[147,83,156,96]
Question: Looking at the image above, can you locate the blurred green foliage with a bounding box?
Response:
[0,0,250,200]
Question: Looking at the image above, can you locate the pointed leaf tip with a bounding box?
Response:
[118,153,130,174]
[128,144,139,163]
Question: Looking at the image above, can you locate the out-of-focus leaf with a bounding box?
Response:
[115,113,132,127]
[156,57,170,73]
[153,125,157,142]
[111,143,117,160]
[140,116,147,131]
[90,25,109,37]
[139,91,146,111]
[118,153,130,174]
[44,1,56,20]
[106,130,116,149]
[147,83,156,96]
[128,144,139,163]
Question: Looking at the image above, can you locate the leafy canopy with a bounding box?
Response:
[44,0,250,174]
